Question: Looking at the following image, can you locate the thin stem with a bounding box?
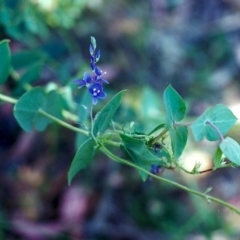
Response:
[174,121,192,127]
[10,68,20,81]
[152,128,169,144]
[179,163,234,174]
[90,102,93,123]
[179,166,213,174]
[89,102,98,143]
[38,109,89,136]
[100,144,240,215]
[103,139,121,147]
[0,92,89,135]
[0,94,17,104]
[205,120,225,141]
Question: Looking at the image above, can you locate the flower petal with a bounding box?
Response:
[89,82,103,91]
[98,91,107,99]
[94,66,102,76]
[89,44,94,56]
[97,77,109,84]
[96,49,101,62]
[83,72,92,83]
[73,79,86,87]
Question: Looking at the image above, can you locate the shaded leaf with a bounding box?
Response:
[0,40,11,84]
[12,50,44,70]
[13,87,62,132]
[93,90,126,136]
[68,138,98,185]
[19,62,42,85]
[120,134,166,181]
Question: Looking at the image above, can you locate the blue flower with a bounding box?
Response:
[89,82,107,105]
[73,72,92,88]
[73,37,108,105]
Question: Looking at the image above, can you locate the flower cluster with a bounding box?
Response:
[73,37,108,105]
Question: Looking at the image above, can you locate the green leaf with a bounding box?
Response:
[13,87,62,132]
[120,134,166,181]
[169,126,188,160]
[68,138,98,185]
[43,90,63,120]
[163,85,186,128]
[0,40,11,84]
[148,123,165,136]
[220,137,240,166]
[12,50,44,70]
[190,104,237,142]
[213,147,223,169]
[19,62,42,85]
[93,90,126,136]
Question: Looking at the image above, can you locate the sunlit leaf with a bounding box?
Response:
[220,137,240,166]
[213,147,223,169]
[190,104,237,141]
[169,126,188,160]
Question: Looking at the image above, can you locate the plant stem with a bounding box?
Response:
[38,109,89,136]
[100,144,240,215]
[0,93,17,104]
[205,120,225,141]
[174,121,192,127]
[0,92,89,136]
[152,128,169,144]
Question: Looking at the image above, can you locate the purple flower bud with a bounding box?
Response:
[150,164,161,174]
[89,44,94,56]
[94,66,102,76]
[154,143,162,153]
[95,49,101,62]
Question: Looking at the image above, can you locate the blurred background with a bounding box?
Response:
[0,0,240,239]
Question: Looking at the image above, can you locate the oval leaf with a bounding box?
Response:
[93,90,126,136]
[163,85,186,128]
[220,137,240,166]
[0,40,11,85]
[68,138,98,185]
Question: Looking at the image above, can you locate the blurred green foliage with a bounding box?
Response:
[1,0,240,239]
